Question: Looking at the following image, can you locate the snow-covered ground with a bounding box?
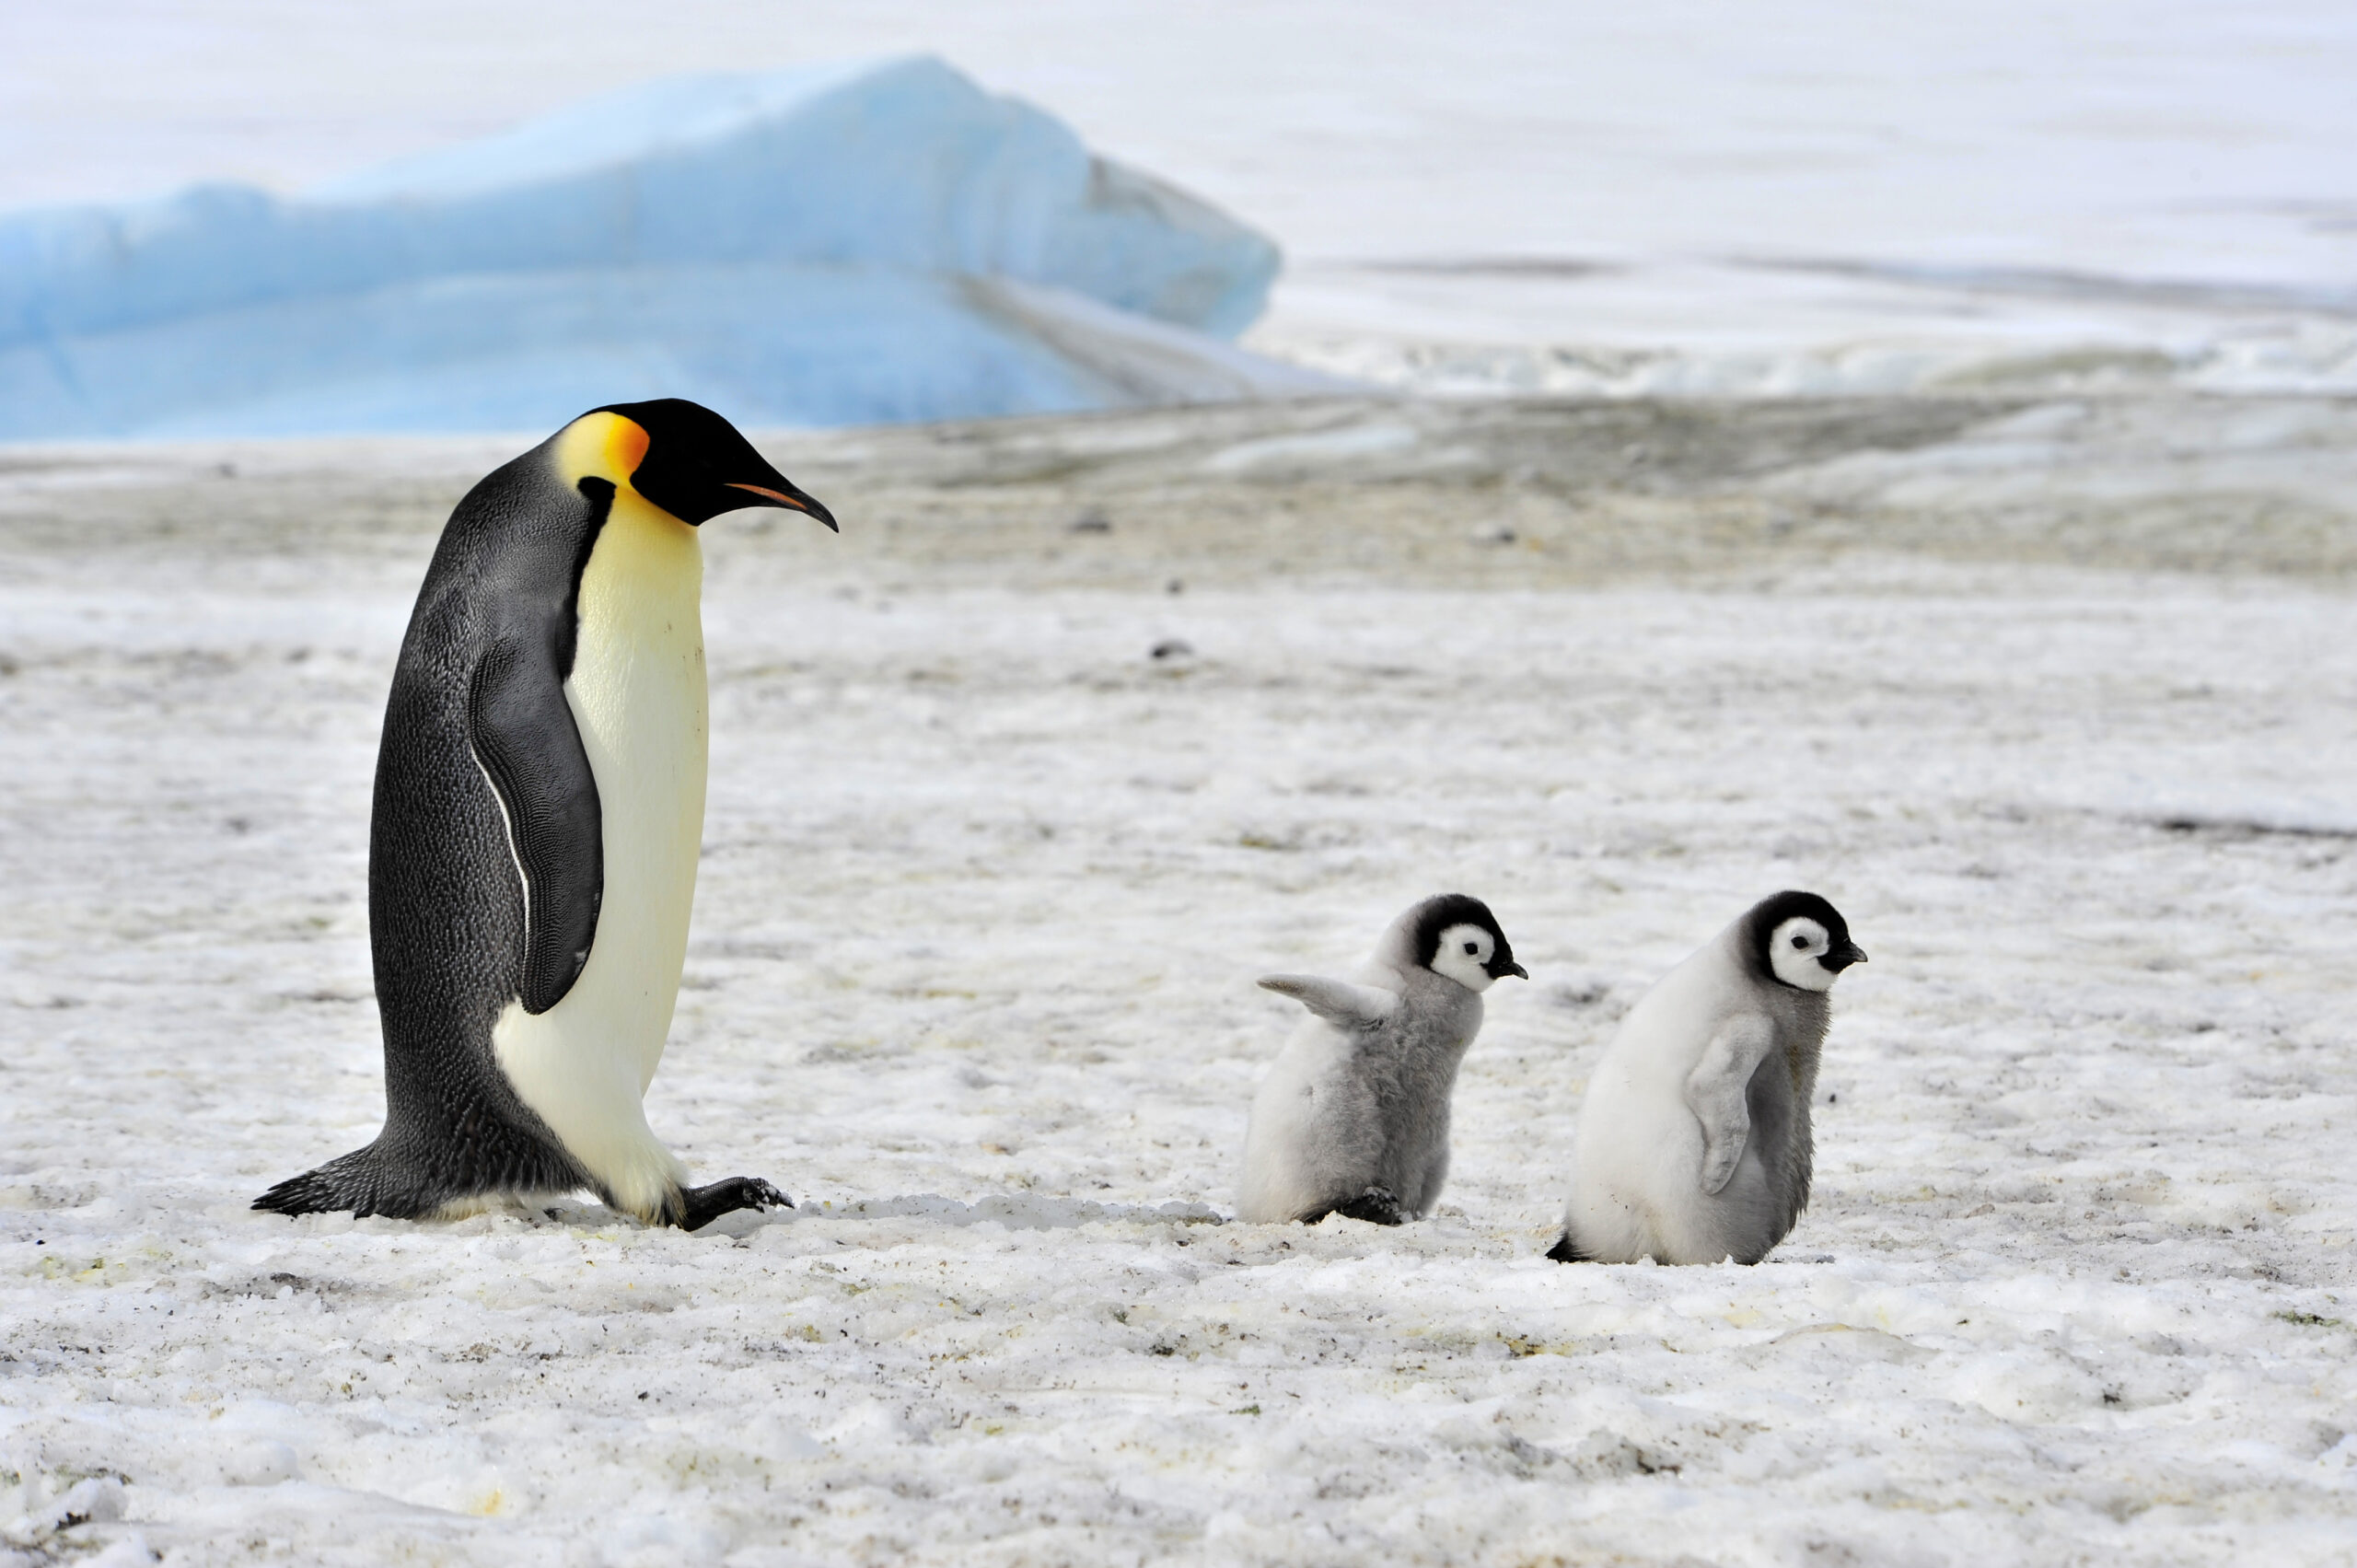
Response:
[3,398,2352,1564]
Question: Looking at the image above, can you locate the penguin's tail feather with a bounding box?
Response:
[252,1144,426,1220]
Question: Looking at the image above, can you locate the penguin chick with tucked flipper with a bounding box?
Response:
[255,399,837,1231]
[1238,895,1527,1225]
[1550,890,1865,1266]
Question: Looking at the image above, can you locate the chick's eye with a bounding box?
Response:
[1463,941,1479,955]
[1791,935,1809,949]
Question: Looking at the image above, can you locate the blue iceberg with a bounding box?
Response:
[0,56,1315,438]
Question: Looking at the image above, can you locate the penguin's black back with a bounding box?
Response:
[257,437,613,1219]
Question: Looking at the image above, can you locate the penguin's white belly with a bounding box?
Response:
[1566,976,1755,1264]
[1568,1058,1701,1260]
[1239,1023,1354,1223]
[493,494,705,1220]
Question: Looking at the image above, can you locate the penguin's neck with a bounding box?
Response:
[1392,968,1485,1074]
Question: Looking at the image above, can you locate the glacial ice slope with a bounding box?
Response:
[7,1,2356,396]
[1,400,2354,1564]
[0,56,1292,438]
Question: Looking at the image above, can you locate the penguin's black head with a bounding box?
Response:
[593,398,838,530]
[1745,889,1866,993]
[1411,893,1527,993]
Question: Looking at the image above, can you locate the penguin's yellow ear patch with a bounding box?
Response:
[552,411,653,487]
[606,416,651,476]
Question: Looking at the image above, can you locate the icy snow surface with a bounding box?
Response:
[0,55,1294,439]
[2,396,2353,1564]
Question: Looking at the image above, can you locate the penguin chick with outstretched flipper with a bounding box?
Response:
[256,399,837,1231]
[1238,895,1527,1225]
[1550,890,1864,1266]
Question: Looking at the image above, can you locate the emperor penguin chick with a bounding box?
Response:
[1239,895,1527,1225]
[1550,891,1865,1265]
[256,399,837,1231]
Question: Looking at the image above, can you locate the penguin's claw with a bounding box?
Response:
[677,1177,794,1232]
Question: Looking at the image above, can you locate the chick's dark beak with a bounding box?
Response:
[1488,958,1530,981]
[1821,941,1868,972]
[727,480,839,532]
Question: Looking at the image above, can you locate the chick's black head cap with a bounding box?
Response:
[1412,893,1527,979]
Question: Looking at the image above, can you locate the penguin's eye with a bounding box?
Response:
[1463,940,1480,955]
[1791,935,1809,949]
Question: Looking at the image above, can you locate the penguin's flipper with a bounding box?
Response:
[468,639,604,1015]
[1257,974,1399,1030]
[1684,1016,1779,1195]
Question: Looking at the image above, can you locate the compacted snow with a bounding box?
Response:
[2,399,2351,1564]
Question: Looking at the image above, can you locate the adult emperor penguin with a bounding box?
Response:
[255,399,836,1230]
[1238,895,1527,1225]
[1549,891,1865,1265]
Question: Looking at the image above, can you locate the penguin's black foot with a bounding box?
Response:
[677,1177,794,1232]
[1323,1186,1406,1227]
[1545,1232,1591,1264]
